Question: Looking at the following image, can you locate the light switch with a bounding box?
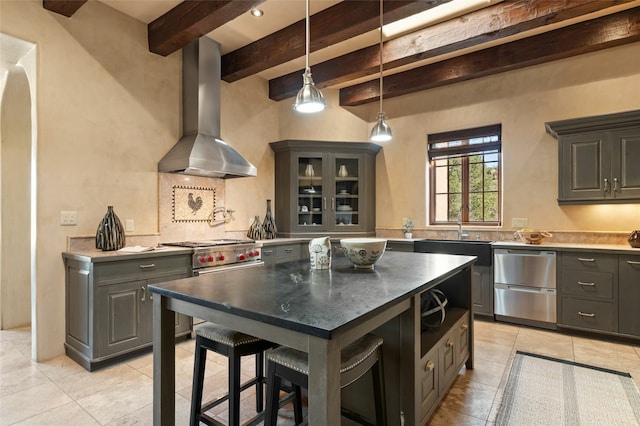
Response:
[512,217,528,228]
[60,211,77,226]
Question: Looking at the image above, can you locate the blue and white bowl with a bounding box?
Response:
[340,238,387,269]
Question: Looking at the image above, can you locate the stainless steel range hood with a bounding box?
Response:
[158,37,257,179]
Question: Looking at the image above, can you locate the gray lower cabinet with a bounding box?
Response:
[261,241,308,265]
[386,240,415,252]
[619,254,640,337]
[64,252,193,371]
[472,265,493,316]
[558,250,640,340]
[558,251,617,333]
[419,309,470,424]
[546,111,640,204]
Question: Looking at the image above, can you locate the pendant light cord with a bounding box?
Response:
[305,0,310,71]
[378,0,384,114]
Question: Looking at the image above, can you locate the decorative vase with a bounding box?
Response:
[404,232,413,239]
[95,206,125,251]
[263,199,277,239]
[629,230,640,248]
[247,215,265,240]
[305,164,315,177]
[338,164,348,177]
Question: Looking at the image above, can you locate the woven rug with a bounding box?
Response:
[496,351,640,425]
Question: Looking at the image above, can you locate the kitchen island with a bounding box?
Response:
[148,251,476,425]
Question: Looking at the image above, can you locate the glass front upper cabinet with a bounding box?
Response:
[297,156,323,227]
[334,156,360,228]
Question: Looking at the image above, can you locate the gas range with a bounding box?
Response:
[162,239,262,274]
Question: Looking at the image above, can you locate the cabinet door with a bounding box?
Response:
[472,266,493,316]
[419,347,439,424]
[333,154,366,232]
[295,154,328,232]
[147,275,192,335]
[619,255,640,337]
[96,280,147,357]
[559,131,611,202]
[438,329,457,394]
[610,127,640,200]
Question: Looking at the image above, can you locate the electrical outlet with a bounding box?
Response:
[125,219,134,232]
[60,211,77,226]
[512,217,528,228]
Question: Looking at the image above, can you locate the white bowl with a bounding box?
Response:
[340,238,387,269]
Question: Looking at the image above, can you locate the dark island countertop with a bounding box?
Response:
[148,251,476,339]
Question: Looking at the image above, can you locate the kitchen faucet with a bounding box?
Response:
[457,215,469,240]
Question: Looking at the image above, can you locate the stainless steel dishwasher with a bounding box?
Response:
[494,248,557,329]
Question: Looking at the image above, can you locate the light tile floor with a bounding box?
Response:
[1,319,639,425]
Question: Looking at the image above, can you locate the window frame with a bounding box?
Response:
[428,124,502,226]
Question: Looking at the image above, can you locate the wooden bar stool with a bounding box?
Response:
[190,323,275,426]
[263,334,386,426]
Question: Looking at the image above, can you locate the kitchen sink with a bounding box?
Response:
[414,239,493,266]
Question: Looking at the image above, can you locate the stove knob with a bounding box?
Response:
[199,257,207,263]
[248,251,255,257]
[238,253,246,261]
[207,256,214,262]
[254,249,260,256]
[217,254,225,261]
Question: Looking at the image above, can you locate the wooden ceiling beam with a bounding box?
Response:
[148,0,267,57]
[221,0,450,83]
[339,8,640,106]
[270,0,632,101]
[42,0,87,17]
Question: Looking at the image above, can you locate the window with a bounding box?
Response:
[428,124,501,225]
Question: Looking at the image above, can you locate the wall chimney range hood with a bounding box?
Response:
[158,37,257,179]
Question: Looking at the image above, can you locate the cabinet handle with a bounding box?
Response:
[461,323,468,330]
[627,260,640,265]
[446,339,453,348]
[577,257,595,263]
[603,178,609,192]
[578,311,595,318]
[613,177,620,192]
[331,197,335,211]
[140,286,146,303]
[284,248,293,253]
[139,264,156,270]
[263,250,274,256]
[425,360,435,372]
[577,281,595,287]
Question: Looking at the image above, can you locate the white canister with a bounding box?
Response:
[309,236,331,269]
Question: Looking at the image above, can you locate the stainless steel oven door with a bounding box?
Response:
[193,260,265,276]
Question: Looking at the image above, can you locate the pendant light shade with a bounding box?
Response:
[370,112,393,142]
[293,0,326,113]
[370,0,392,141]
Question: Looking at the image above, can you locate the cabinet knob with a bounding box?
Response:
[460,323,468,330]
[425,360,435,372]
[446,339,454,348]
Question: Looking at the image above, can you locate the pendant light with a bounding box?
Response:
[293,0,326,113]
[370,0,393,142]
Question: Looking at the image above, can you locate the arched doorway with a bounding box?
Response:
[0,34,36,339]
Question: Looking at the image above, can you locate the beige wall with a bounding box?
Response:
[1,0,638,361]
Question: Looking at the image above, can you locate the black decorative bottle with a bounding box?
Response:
[629,230,640,248]
[96,206,125,251]
[263,199,277,239]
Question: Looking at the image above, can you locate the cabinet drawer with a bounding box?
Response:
[560,252,616,272]
[94,255,191,284]
[419,347,439,423]
[560,297,614,332]
[560,270,614,299]
[276,244,302,261]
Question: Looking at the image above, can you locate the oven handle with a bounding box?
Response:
[194,261,265,276]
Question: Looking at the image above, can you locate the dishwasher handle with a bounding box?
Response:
[495,283,556,294]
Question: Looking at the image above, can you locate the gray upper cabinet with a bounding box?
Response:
[270,140,381,238]
[546,110,640,204]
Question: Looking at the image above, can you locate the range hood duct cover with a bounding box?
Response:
[158,37,257,179]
